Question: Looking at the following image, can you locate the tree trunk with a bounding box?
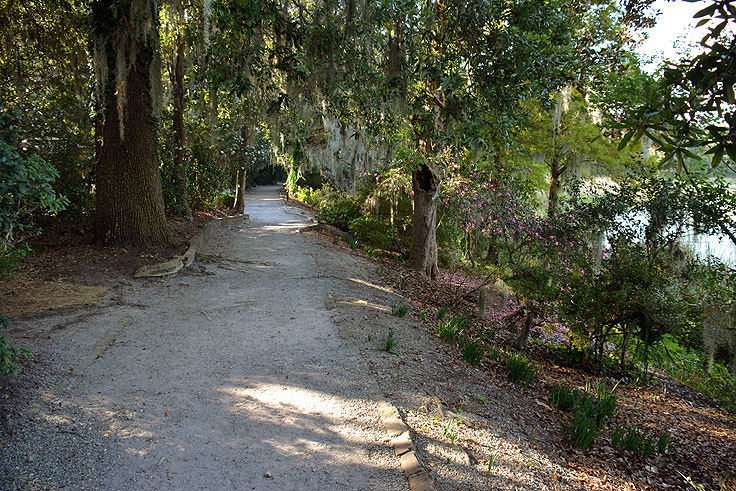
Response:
[516,304,534,350]
[547,156,563,215]
[234,167,246,214]
[93,0,172,247]
[172,30,191,218]
[410,164,438,279]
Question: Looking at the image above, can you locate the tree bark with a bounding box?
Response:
[172,30,191,218]
[93,0,172,247]
[234,167,246,214]
[547,156,564,215]
[410,164,438,279]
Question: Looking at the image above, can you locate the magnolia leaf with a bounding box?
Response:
[618,130,634,150]
[693,4,718,18]
[711,147,724,167]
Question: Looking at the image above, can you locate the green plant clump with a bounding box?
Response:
[487,343,504,362]
[391,304,409,317]
[462,339,486,366]
[0,314,32,378]
[506,352,538,387]
[384,329,398,353]
[549,383,577,412]
[560,381,618,450]
[611,424,668,457]
[437,314,471,344]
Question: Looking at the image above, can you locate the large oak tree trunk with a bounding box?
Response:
[172,31,191,218]
[410,164,438,279]
[93,0,172,247]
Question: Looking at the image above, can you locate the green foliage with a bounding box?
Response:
[563,407,601,450]
[559,380,618,450]
[657,430,671,454]
[549,383,577,411]
[559,168,736,370]
[506,353,538,387]
[315,192,362,231]
[437,307,448,321]
[487,344,504,362]
[461,339,486,366]
[487,453,499,471]
[620,0,736,168]
[442,420,457,444]
[611,425,661,457]
[655,341,736,411]
[350,216,396,251]
[384,330,398,353]
[391,304,409,317]
[0,107,68,273]
[0,314,32,378]
[437,315,471,344]
[185,143,229,210]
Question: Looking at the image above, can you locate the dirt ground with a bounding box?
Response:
[307,235,736,491]
[1,187,734,490]
[0,211,226,317]
[0,187,405,490]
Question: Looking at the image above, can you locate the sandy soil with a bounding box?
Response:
[3,185,733,491]
[1,186,405,490]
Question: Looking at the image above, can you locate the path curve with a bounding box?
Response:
[1,185,406,490]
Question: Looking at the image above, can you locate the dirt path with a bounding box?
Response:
[1,186,406,490]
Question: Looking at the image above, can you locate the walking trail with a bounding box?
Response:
[1,185,407,490]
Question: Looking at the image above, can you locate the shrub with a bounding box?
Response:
[350,216,395,250]
[506,352,538,387]
[1,107,68,273]
[309,187,362,231]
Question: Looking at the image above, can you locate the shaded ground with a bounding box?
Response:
[0,211,225,318]
[2,186,734,490]
[1,187,404,490]
[309,233,736,490]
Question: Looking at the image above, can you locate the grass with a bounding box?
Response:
[384,330,398,352]
[437,307,448,320]
[442,420,457,444]
[563,409,600,450]
[487,453,499,471]
[391,304,409,317]
[462,339,486,366]
[437,314,471,344]
[553,380,619,451]
[549,383,577,411]
[611,424,669,457]
[487,343,504,362]
[506,352,538,387]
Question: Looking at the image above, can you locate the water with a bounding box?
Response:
[683,229,736,265]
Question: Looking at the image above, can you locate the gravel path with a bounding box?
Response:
[1,185,407,490]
